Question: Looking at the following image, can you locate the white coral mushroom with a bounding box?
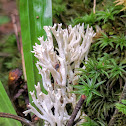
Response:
[24,23,95,126]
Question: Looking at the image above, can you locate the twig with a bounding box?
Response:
[67,95,86,126]
[93,0,96,14]
[108,78,126,126]
[11,13,27,81]
[0,112,34,126]
[11,14,21,53]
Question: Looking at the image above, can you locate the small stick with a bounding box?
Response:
[93,0,96,14]
[0,112,34,126]
[67,95,86,126]
[11,13,27,81]
[11,14,21,53]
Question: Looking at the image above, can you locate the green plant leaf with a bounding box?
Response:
[115,103,126,115]
[121,99,126,104]
[94,80,105,88]
[86,93,93,106]
[82,116,98,126]
[92,90,102,97]
[0,81,21,126]
[20,0,52,101]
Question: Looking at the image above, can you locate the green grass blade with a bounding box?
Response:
[20,0,52,99]
[0,81,21,126]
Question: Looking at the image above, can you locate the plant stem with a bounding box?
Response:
[108,78,126,126]
[67,95,86,126]
[0,112,34,126]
